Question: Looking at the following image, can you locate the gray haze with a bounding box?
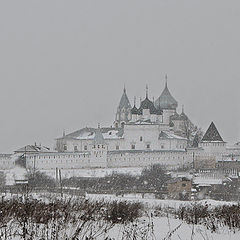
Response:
[0,0,239,153]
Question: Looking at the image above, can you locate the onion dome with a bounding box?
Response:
[155,79,178,110]
[179,106,188,120]
[138,85,158,114]
[139,97,158,114]
[131,97,138,114]
[131,105,138,114]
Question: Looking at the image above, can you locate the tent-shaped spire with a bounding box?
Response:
[154,78,178,110]
[118,87,131,110]
[201,122,224,142]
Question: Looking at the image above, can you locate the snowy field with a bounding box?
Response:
[1,191,240,239]
[86,193,240,239]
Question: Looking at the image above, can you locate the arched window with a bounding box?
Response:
[140,136,143,142]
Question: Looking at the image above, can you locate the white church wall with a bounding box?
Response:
[124,124,160,150]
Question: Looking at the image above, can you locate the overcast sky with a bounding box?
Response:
[0,0,239,152]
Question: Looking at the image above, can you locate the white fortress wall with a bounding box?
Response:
[26,148,198,171]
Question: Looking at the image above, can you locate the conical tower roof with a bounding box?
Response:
[201,122,224,142]
[118,87,131,110]
[155,81,178,110]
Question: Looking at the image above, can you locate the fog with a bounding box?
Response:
[0,0,239,152]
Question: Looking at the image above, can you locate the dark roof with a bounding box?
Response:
[131,105,138,114]
[155,82,178,110]
[138,97,158,114]
[118,88,131,110]
[201,122,224,142]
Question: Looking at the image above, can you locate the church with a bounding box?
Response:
[56,80,195,153]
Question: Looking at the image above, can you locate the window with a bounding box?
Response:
[116,145,119,150]
[182,183,186,187]
[140,136,143,142]
[161,145,164,149]
[74,146,78,152]
[63,145,67,151]
[84,145,87,151]
[146,144,150,149]
[131,144,135,150]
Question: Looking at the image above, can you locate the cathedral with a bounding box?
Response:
[55,81,194,153]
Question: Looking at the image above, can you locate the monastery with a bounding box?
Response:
[0,81,237,173]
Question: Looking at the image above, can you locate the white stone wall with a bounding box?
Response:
[26,152,91,170]
[25,148,200,171]
[107,150,191,169]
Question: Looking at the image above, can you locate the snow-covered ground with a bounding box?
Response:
[107,217,240,240]
[1,191,240,239]
[86,193,236,209]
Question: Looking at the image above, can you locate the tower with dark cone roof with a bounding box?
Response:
[201,122,224,142]
[199,122,226,156]
[114,87,132,128]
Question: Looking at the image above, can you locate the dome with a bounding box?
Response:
[131,105,138,114]
[139,97,158,114]
[155,81,178,110]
